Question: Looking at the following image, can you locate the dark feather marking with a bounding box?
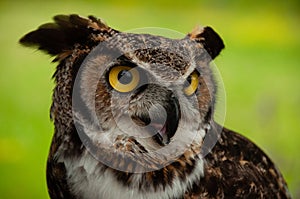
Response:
[188,26,225,60]
[19,14,118,60]
[198,27,225,59]
[46,161,76,199]
[185,123,291,199]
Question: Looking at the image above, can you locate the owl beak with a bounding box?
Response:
[149,122,168,145]
[131,95,180,146]
[148,96,181,146]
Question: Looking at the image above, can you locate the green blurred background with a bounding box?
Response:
[0,0,299,198]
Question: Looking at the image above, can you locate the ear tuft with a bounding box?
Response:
[19,14,118,58]
[188,26,225,59]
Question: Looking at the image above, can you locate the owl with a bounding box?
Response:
[20,15,291,199]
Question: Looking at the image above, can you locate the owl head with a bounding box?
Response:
[20,15,224,173]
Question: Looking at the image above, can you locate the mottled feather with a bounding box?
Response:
[19,14,291,199]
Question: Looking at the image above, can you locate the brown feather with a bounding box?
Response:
[19,14,118,61]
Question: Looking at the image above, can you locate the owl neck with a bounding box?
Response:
[49,46,91,159]
[54,127,208,199]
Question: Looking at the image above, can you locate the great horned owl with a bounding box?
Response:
[20,15,291,199]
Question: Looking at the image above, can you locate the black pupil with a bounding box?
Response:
[187,75,192,84]
[118,70,133,84]
[184,75,192,88]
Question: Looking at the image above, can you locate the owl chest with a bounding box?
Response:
[60,151,204,199]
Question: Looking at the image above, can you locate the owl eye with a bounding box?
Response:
[108,66,140,93]
[183,71,199,96]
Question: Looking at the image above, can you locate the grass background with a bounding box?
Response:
[0,0,299,198]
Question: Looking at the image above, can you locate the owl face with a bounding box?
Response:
[20,15,224,173]
[72,31,220,172]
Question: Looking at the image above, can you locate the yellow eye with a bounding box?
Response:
[184,71,199,96]
[108,66,140,93]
